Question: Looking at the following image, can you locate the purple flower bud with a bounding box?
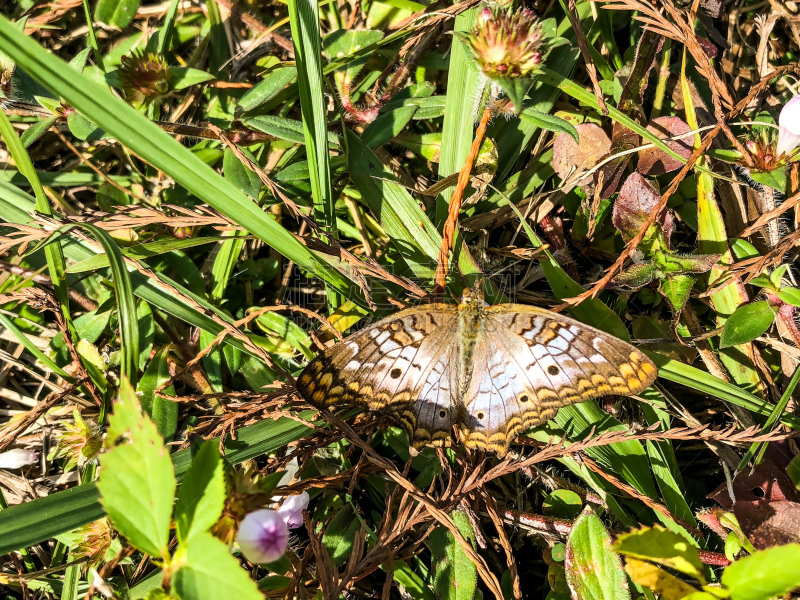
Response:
[777,95,800,157]
[237,509,289,564]
[276,492,310,529]
[0,449,38,469]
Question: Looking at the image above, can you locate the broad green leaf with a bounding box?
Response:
[614,526,704,581]
[565,508,630,600]
[777,287,800,307]
[172,532,262,600]
[238,67,297,113]
[97,378,176,558]
[174,440,226,544]
[750,168,786,194]
[167,67,214,90]
[721,544,800,600]
[430,510,478,600]
[720,301,777,348]
[223,147,262,200]
[95,0,140,28]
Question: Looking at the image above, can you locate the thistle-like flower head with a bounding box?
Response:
[51,410,102,472]
[742,127,781,172]
[118,50,170,106]
[463,6,544,80]
[777,95,800,159]
[72,519,115,569]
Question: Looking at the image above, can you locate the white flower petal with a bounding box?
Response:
[777,96,800,156]
[0,449,38,469]
[277,491,310,529]
[237,509,289,564]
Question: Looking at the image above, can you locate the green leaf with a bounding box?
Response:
[137,347,178,440]
[65,237,220,273]
[42,222,140,385]
[391,560,437,600]
[659,275,694,312]
[770,264,789,287]
[748,274,774,290]
[137,300,155,371]
[174,440,226,545]
[721,544,800,600]
[494,76,534,114]
[720,301,777,348]
[519,108,579,142]
[430,510,478,600]
[223,147,262,200]
[322,505,361,565]
[750,167,787,194]
[778,287,800,307]
[613,526,704,582]
[97,378,176,559]
[565,507,630,600]
[94,0,140,28]
[238,67,297,113]
[172,532,263,600]
[543,490,583,519]
[167,67,214,91]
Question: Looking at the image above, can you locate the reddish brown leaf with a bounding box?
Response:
[637,117,693,176]
[612,173,673,243]
[709,461,800,549]
[734,500,800,550]
[552,123,611,186]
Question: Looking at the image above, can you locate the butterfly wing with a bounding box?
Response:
[297,305,462,447]
[461,306,657,454]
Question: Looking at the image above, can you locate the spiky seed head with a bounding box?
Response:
[118,50,170,106]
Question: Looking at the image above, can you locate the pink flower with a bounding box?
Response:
[276,492,309,529]
[237,509,289,564]
[0,449,38,469]
[777,96,800,157]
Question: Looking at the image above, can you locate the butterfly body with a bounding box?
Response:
[297,294,657,454]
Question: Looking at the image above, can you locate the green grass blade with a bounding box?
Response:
[39,223,139,386]
[0,16,362,305]
[288,0,340,310]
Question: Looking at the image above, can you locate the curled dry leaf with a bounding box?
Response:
[612,172,673,243]
[637,117,693,176]
[552,123,611,186]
